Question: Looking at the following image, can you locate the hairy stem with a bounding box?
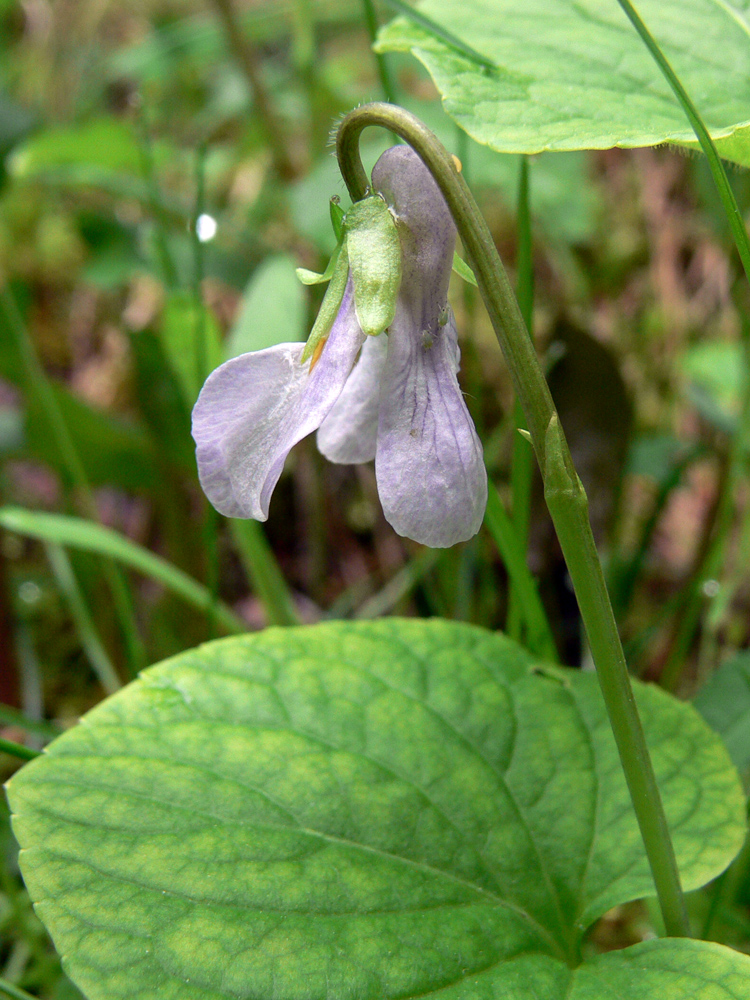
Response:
[336,103,689,937]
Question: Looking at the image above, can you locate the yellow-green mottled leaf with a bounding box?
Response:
[376,1,750,168]
[7,620,747,1000]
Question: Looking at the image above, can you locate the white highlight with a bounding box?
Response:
[196,213,217,242]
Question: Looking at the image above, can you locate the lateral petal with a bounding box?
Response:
[375,309,487,547]
[192,283,365,520]
[317,333,388,465]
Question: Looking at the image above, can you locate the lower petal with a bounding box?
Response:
[317,333,387,465]
[375,312,487,547]
[192,284,365,520]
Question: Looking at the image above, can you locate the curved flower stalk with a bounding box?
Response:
[192,145,486,548]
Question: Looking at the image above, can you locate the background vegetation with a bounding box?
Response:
[1,1,749,995]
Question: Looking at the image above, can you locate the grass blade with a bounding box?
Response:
[0,508,246,636]
[45,543,122,694]
[484,481,557,661]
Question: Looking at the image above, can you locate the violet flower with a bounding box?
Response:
[192,146,487,548]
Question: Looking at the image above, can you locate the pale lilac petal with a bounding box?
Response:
[369,146,486,546]
[192,283,365,520]
[317,333,387,464]
[372,146,456,313]
[375,309,487,548]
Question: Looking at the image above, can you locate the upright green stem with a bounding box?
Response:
[230,520,300,627]
[336,103,689,937]
[0,704,60,739]
[485,481,557,662]
[614,0,750,287]
[361,0,398,104]
[0,978,39,1000]
[136,112,179,290]
[0,738,39,761]
[45,542,122,695]
[508,155,535,644]
[614,0,750,683]
[191,145,221,640]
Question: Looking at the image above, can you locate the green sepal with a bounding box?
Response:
[329,197,345,242]
[301,242,349,363]
[296,241,343,286]
[344,195,402,337]
[452,251,478,286]
[296,267,327,285]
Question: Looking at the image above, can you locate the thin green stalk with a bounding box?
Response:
[543,416,689,938]
[13,623,43,735]
[614,0,750,287]
[0,704,60,739]
[507,155,535,643]
[362,0,398,104]
[136,112,179,290]
[355,547,439,619]
[661,317,750,689]
[0,507,245,635]
[291,0,315,72]
[0,287,145,676]
[192,145,221,640]
[485,482,557,661]
[698,327,750,675]
[230,520,300,626]
[0,738,39,762]
[658,452,729,692]
[612,2,750,684]
[336,103,689,937]
[0,980,38,1000]
[45,543,122,695]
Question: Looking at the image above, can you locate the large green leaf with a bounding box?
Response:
[695,650,750,784]
[7,620,747,999]
[376,0,750,167]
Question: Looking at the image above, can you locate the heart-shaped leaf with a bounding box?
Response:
[376,0,750,168]
[7,620,746,999]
